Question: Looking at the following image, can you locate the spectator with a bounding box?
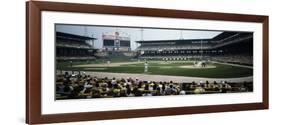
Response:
[56,73,250,100]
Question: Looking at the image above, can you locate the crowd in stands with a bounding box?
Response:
[139,55,204,61]
[94,51,137,58]
[123,52,137,57]
[56,56,96,60]
[57,40,92,49]
[94,51,108,57]
[211,54,253,65]
[137,44,212,51]
[138,53,253,65]
[56,72,253,100]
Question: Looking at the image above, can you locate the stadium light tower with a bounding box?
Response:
[140,28,144,41]
[200,40,203,60]
[115,27,119,33]
[179,30,184,40]
[115,27,120,51]
[84,26,95,49]
[91,34,95,48]
[84,26,88,37]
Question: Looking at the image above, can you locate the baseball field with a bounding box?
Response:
[57,60,253,78]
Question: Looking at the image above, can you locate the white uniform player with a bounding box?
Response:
[106,60,110,67]
[144,62,148,73]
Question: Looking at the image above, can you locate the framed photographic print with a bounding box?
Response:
[26,1,269,124]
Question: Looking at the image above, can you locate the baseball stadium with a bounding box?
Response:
[55,25,253,100]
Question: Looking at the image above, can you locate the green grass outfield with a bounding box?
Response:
[57,61,253,78]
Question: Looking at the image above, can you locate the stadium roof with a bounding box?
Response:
[212,31,252,40]
[136,38,212,44]
[56,32,97,41]
[136,31,252,44]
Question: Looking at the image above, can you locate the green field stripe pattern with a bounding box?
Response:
[57,61,253,78]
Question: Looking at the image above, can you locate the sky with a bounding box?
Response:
[56,24,222,50]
